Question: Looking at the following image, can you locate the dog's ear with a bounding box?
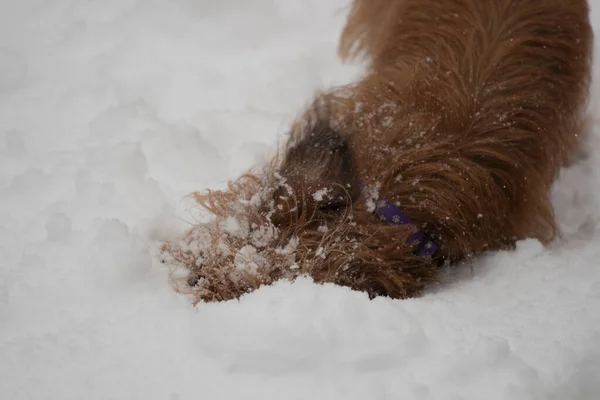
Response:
[272,98,360,224]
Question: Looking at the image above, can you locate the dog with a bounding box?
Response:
[161,0,593,303]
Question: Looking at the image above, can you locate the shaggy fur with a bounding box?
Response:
[162,0,593,304]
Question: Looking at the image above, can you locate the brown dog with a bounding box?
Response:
[162,0,593,303]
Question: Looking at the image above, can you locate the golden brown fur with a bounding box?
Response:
[162,0,593,303]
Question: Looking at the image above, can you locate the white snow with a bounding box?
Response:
[313,187,332,202]
[1,1,600,399]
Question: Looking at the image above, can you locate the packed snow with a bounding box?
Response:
[1,1,600,399]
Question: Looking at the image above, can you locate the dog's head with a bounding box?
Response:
[162,97,436,303]
[272,97,362,225]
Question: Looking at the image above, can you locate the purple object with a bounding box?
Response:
[361,182,438,258]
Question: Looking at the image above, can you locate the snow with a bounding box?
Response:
[1,0,600,399]
[313,187,332,202]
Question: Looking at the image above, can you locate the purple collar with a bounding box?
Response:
[360,182,438,258]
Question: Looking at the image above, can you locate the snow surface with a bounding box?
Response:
[1,1,600,399]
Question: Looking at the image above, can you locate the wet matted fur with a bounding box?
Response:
[161,0,593,304]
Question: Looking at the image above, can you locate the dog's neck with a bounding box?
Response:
[361,182,438,258]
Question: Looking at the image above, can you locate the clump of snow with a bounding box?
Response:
[363,182,382,212]
[317,224,329,233]
[249,221,279,248]
[1,1,600,399]
[313,187,331,202]
[275,236,299,255]
[234,245,267,273]
[220,216,249,239]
